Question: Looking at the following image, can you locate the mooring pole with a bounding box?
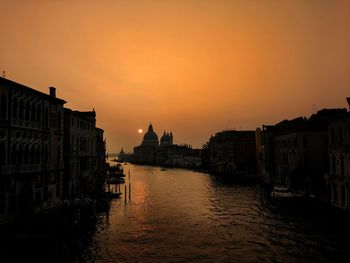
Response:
[125,185,127,203]
[129,183,131,200]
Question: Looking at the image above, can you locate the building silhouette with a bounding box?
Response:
[0,77,65,221]
[327,98,350,209]
[259,107,348,201]
[63,109,106,202]
[133,123,201,167]
[0,77,106,224]
[202,130,257,176]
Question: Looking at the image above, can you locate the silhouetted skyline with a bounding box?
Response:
[1,1,350,152]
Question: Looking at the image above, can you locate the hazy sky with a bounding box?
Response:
[1,0,350,153]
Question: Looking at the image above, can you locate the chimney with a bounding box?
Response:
[346,97,350,110]
[49,87,56,98]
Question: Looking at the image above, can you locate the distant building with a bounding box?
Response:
[133,123,159,165]
[133,123,201,168]
[160,131,173,146]
[0,77,65,222]
[63,109,105,201]
[202,130,257,176]
[327,98,350,209]
[118,148,132,162]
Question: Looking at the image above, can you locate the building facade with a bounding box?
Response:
[261,109,347,198]
[133,123,201,168]
[327,98,350,209]
[63,109,105,201]
[202,130,257,176]
[0,77,65,222]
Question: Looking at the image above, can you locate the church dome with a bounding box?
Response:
[142,123,159,146]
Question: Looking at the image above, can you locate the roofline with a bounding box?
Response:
[0,77,66,104]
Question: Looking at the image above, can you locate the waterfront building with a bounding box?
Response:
[202,130,257,176]
[261,109,346,197]
[327,98,350,209]
[133,123,201,167]
[63,109,105,201]
[0,77,65,222]
[160,131,173,146]
[95,127,107,193]
[118,148,133,162]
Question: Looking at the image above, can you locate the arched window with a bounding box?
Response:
[44,107,49,127]
[19,100,24,119]
[37,105,41,123]
[23,145,29,164]
[332,155,336,175]
[11,145,17,165]
[31,104,36,121]
[12,97,18,119]
[17,144,23,165]
[0,141,6,165]
[25,102,30,121]
[339,126,343,145]
[0,94,7,119]
[57,145,61,165]
[36,147,41,164]
[341,155,345,176]
[30,146,36,164]
[44,145,49,163]
[57,111,61,129]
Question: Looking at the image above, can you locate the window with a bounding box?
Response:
[339,125,343,145]
[31,104,36,121]
[25,102,30,121]
[0,195,6,214]
[341,155,345,175]
[330,127,335,146]
[0,94,7,119]
[37,105,41,123]
[57,111,61,129]
[12,98,17,119]
[0,142,6,165]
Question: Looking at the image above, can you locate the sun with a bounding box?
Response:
[138,128,143,134]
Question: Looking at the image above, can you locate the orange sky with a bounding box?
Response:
[1,0,350,153]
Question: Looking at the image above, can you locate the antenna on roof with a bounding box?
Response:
[2,70,5,78]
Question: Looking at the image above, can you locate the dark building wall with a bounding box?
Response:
[203,130,257,176]
[0,77,65,221]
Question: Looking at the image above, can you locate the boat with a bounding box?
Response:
[109,177,125,184]
[108,191,122,198]
[271,186,304,200]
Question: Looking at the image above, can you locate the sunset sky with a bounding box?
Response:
[1,0,350,153]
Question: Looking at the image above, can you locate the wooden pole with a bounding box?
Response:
[129,183,131,200]
[125,185,127,203]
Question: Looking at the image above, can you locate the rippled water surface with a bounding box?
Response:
[2,164,350,262]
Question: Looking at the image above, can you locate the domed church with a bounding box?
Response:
[141,123,159,146]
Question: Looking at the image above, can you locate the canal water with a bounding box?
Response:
[1,164,350,262]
